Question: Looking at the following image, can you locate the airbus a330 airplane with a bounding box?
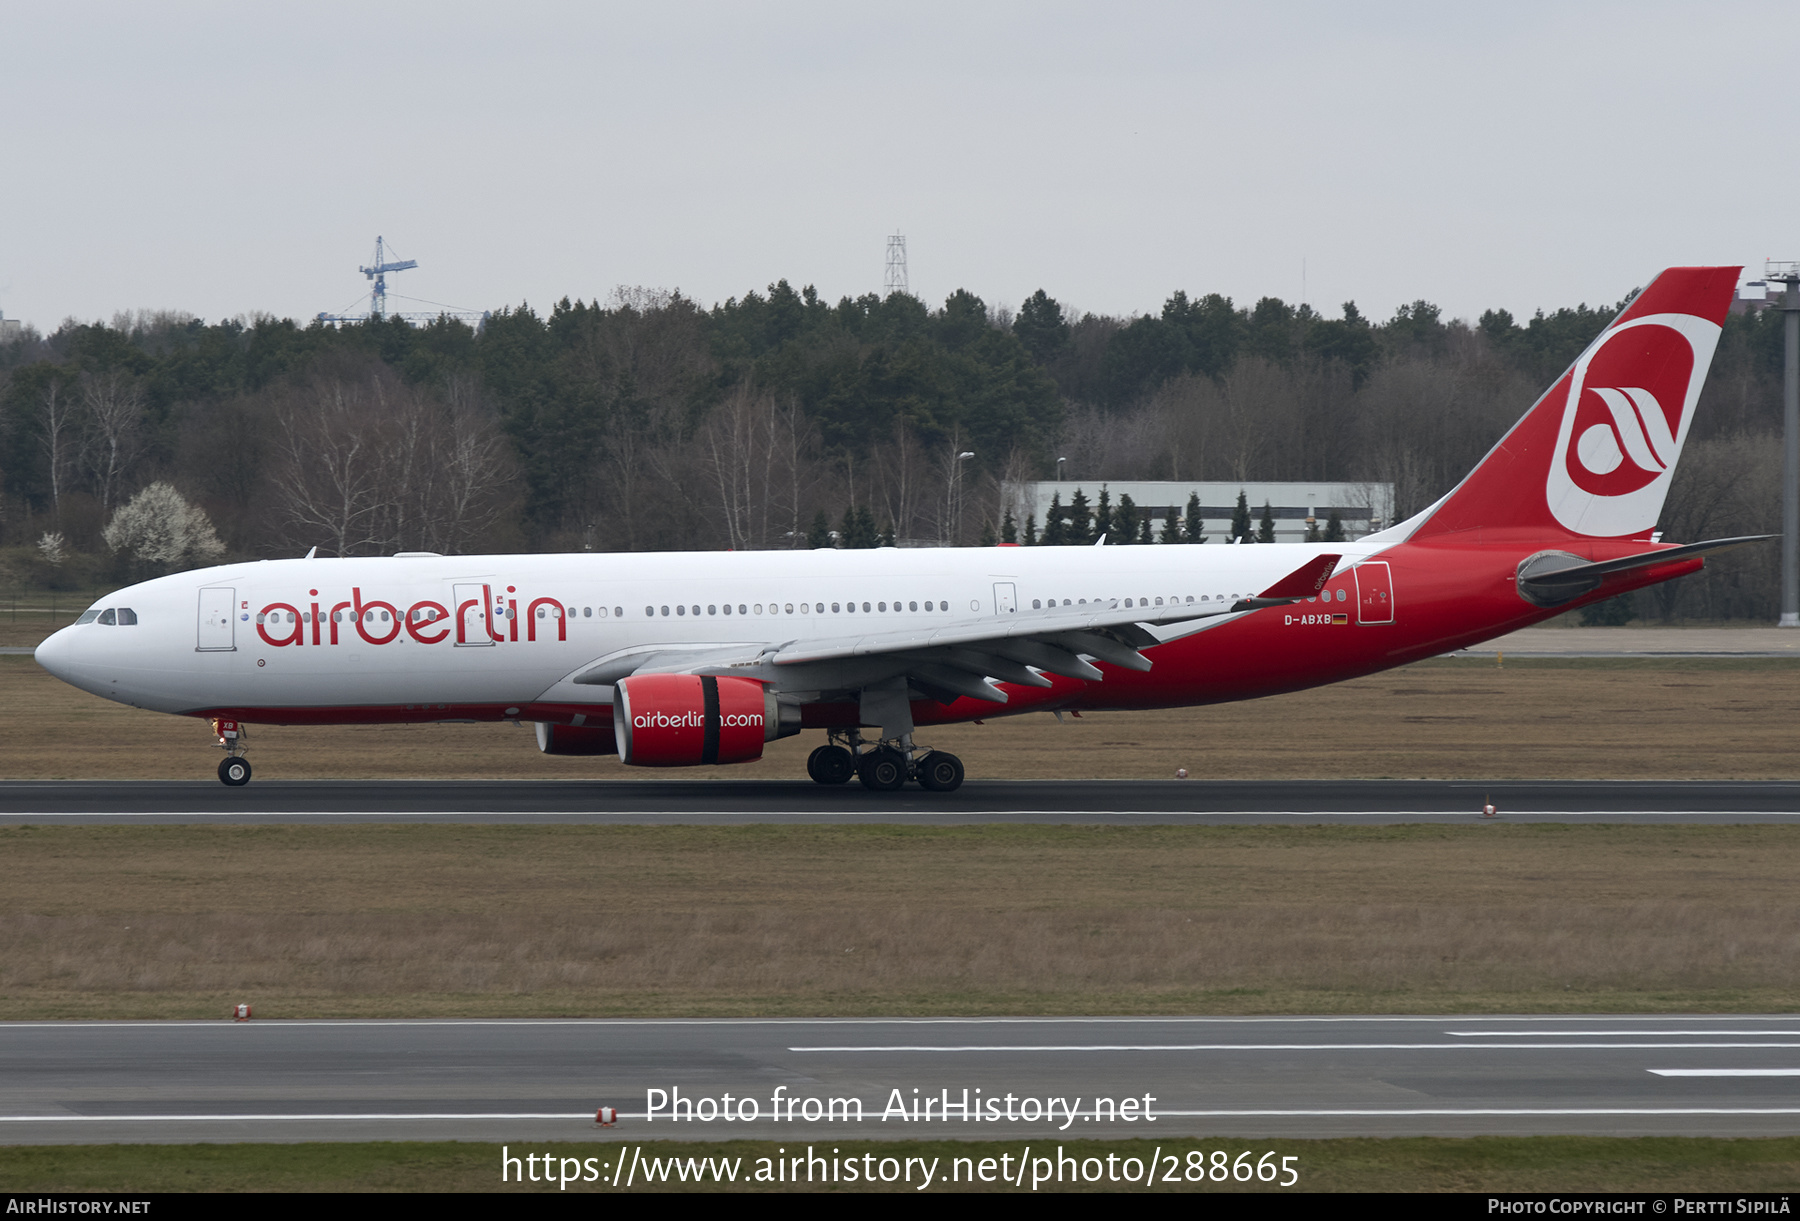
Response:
[33,266,1767,792]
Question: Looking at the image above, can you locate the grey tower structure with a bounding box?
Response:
[884,233,908,298]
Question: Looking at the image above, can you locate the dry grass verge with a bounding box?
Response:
[4,823,1798,1018]
[5,655,1800,780]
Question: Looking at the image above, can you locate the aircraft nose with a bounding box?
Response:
[33,626,79,682]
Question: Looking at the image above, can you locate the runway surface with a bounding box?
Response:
[8,1015,1800,1143]
[2,778,1799,824]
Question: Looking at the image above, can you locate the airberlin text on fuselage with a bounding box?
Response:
[252,585,567,648]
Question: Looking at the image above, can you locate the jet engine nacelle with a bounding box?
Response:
[612,673,799,767]
[534,722,618,756]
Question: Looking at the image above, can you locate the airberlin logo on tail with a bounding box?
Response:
[1575,386,1674,491]
[1545,312,1719,537]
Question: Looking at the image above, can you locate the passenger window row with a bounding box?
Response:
[643,600,949,618]
[1029,589,1348,610]
[1033,595,1214,610]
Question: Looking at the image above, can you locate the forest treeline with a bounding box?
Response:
[0,278,1787,619]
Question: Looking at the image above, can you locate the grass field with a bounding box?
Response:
[4,653,1800,780]
[3,1137,1798,1192]
[3,821,1798,1019]
[5,652,1799,1192]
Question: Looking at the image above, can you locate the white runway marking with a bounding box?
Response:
[0,1112,602,1123]
[8,1107,1800,1123]
[788,1043,1800,1053]
[1450,1030,1800,1037]
[3,810,1795,820]
[15,1015,1785,1030]
[1649,1069,1800,1077]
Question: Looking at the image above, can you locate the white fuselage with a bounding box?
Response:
[34,542,1376,720]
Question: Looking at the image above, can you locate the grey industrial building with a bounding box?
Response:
[1003,481,1396,543]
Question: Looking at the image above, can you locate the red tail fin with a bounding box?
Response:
[1411,266,1739,544]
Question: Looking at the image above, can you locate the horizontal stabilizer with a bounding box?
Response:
[1516,535,1774,607]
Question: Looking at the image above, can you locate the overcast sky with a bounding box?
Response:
[1,2,1794,332]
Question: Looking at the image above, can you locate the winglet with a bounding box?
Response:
[1256,554,1341,600]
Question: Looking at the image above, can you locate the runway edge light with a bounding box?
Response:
[596,1106,617,1127]
[234,1004,252,1021]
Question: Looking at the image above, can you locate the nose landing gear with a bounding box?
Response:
[213,718,252,786]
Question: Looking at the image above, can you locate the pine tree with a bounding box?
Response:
[1137,516,1153,544]
[807,508,835,548]
[1116,493,1139,546]
[979,522,997,547]
[1042,493,1067,545]
[1001,507,1017,544]
[1094,487,1113,543]
[1023,511,1038,545]
[878,521,896,547]
[1230,491,1252,543]
[840,504,878,549]
[1185,492,1205,544]
[1306,518,1323,542]
[1160,508,1181,544]
[1324,509,1346,542]
[1066,488,1092,545]
[1257,501,1276,543]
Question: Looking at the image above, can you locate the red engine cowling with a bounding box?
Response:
[613,674,792,767]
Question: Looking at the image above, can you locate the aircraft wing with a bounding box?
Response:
[710,552,1342,705]
[562,552,1340,706]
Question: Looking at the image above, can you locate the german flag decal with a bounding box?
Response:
[1332,613,1349,625]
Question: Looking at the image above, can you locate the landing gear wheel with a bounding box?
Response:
[856,747,907,792]
[218,757,252,787]
[806,744,855,785]
[916,751,964,792]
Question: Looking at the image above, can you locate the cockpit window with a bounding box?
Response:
[75,609,101,625]
[97,609,117,625]
[117,608,138,625]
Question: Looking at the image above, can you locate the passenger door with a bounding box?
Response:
[1354,562,1394,625]
[197,587,236,651]
[453,582,496,646]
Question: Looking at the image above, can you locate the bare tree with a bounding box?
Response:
[273,368,392,556]
[702,380,779,550]
[38,379,76,522]
[1650,433,1781,621]
[78,370,144,512]
[272,362,512,557]
[1148,374,1223,482]
[869,420,925,545]
[934,430,975,544]
[428,374,512,555]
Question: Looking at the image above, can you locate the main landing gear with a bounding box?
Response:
[212,717,252,786]
[807,731,964,793]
